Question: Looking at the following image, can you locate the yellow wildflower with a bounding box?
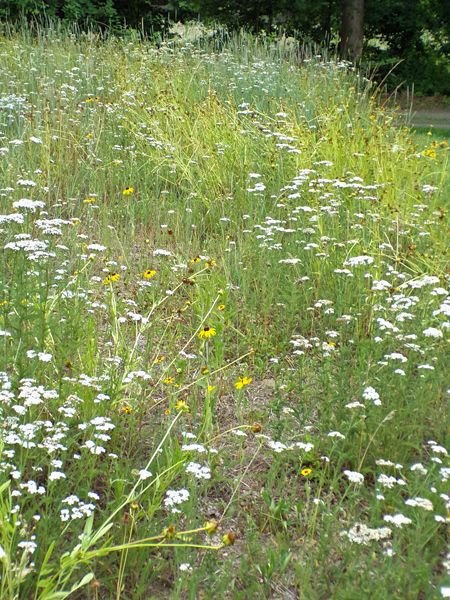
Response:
[235,376,252,390]
[122,186,134,196]
[198,326,217,340]
[300,468,312,477]
[143,269,157,280]
[102,272,120,285]
[422,147,436,159]
[175,399,189,412]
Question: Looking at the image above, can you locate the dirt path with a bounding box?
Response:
[383,94,449,129]
[405,109,450,129]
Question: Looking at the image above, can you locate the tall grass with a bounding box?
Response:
[0,23,448,599]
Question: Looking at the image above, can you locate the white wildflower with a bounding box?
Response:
[48,471,66,481]
[164,488,190,508]
[405,497,433,511]
[341,523,391,545]
[13,199,45,212]
[362,386,381,405]
[181,443,207,453]
[383,513,412,528]
[268,440,288,452]
[328,431,345,439]
[410,463,427,475]
[185,462,211,479]
[423,327,443,338]
[344,255,374,267]
[344,470,364,484]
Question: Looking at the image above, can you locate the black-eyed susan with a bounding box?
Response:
[300,467,313,477]
[143,269,157,280]
[235,376,252,390]
[198,326,217,340]
[163,376,175,385]
[207,384,216,392]
[217,304,225,311]
[102,272,120,285]
[121,404,132,415]
[122,186,134,196]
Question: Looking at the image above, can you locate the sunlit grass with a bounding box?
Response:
[0,24,448,599]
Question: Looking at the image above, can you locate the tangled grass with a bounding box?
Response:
[0,24,448,599]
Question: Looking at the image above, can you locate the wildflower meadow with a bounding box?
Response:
[0,23,448,600]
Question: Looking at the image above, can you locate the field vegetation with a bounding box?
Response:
[0,24,448,599]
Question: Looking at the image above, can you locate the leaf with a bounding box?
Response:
[0,480,11,494]
[89,521,114,547]
[39,573,94,600]
[69,572,95,593]
[36,541,56,581]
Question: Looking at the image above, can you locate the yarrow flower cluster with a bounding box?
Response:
[185,462,211,480]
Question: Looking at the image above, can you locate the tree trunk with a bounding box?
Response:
[340,0,365,62]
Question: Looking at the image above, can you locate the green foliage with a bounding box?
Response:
[364,0,450,94]
[0,0,119,24]
[2,0,448,94]
[0,23,448,600]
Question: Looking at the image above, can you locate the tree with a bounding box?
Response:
[339,0,364,61]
